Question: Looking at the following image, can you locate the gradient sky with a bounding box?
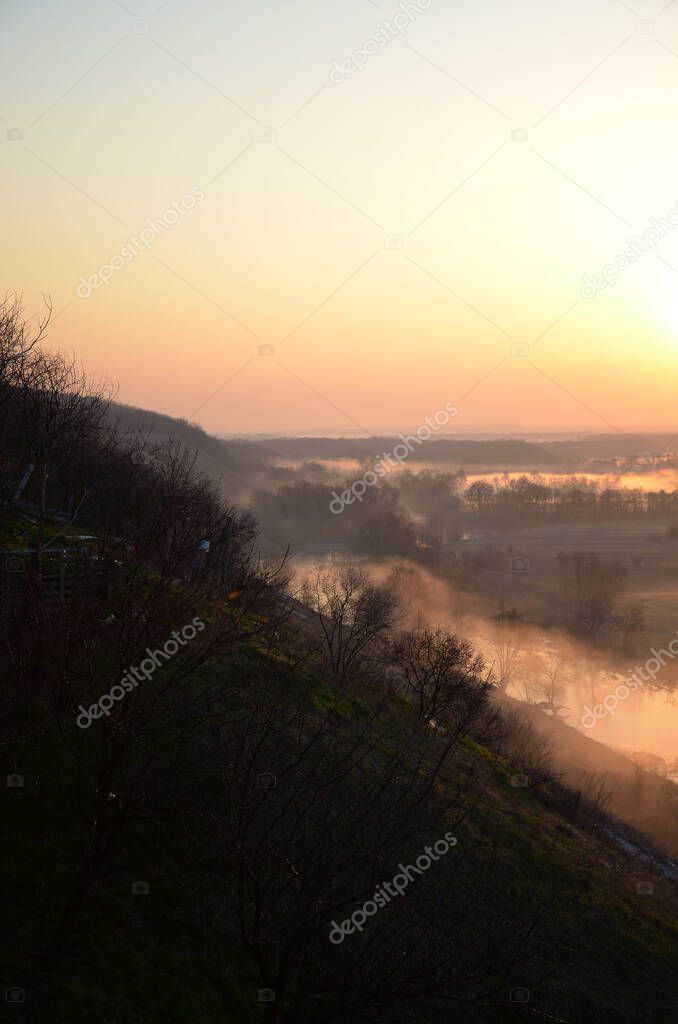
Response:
[2,0,678,434]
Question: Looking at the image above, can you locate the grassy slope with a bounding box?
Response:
[1,578,677,1021]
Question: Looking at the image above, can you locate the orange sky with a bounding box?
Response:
[3,0,678,434]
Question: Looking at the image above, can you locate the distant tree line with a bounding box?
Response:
[463,474,678,525]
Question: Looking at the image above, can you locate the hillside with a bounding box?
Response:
[2,552,677,1022]
[1,347,676,1022]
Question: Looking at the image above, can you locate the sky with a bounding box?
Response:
[2,0,678,435]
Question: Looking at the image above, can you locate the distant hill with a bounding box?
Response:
[108,406,559,467]
[542,434,678,461]
[239,436,560,466]
[107,402,229,463]
[107,403,678,484]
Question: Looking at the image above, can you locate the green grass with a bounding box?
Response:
[2,519,677,1023]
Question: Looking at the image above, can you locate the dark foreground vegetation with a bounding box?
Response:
[1,298,677,1022]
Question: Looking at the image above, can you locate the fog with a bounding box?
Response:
[291,553,678,854]
[212,424,678,853]
[464,468,678,492]
[293,554,677,755]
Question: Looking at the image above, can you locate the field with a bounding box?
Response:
[452,519,678,644]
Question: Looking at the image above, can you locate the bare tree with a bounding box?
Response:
[300,563,398,685]
[11,345,115,557]
[612,601,646,652]
[183,655,572,1024]
[558,551,627,641]
[534,649,571,716]
[464,479,494,515]
[0,292,51,413]
[391,626,486,723]
[493,699,554,785]
[488,633,524,694]
[23,513,289,970]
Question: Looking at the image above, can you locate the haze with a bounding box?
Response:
[4,5,678,1013]
[3,0,678,433]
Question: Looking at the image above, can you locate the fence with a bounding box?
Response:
[0,547,109,615]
